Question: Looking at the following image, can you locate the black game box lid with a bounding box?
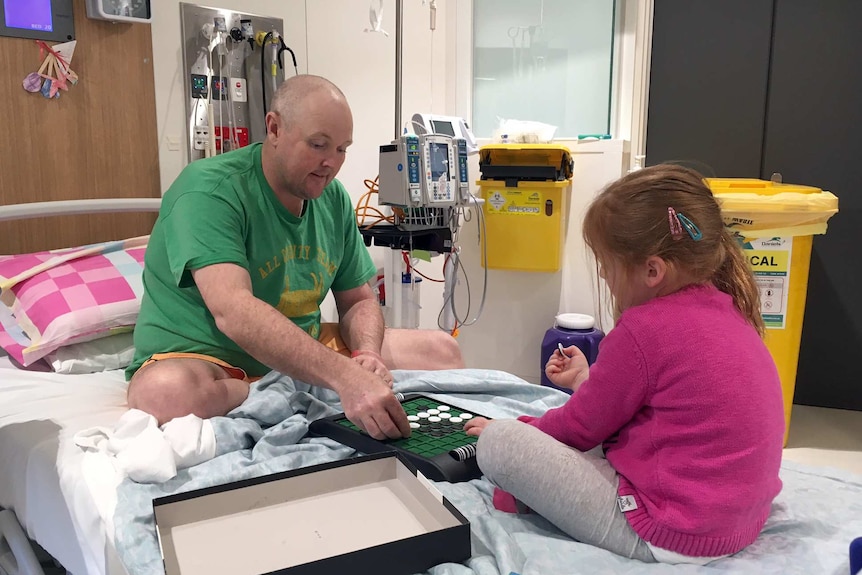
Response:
[153,452,471,575]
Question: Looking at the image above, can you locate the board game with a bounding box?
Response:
[309,394,489,483]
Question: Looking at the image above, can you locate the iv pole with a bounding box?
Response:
[384,0,458,332]
[394,0,403,141]
[383,0,406,329]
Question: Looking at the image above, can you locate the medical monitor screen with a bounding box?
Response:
[429,142,450,181]
[431,120,456,137]
[0,0,74,41]
[6,0,53,30]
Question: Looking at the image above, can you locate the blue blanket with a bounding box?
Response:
[113,369,862,575]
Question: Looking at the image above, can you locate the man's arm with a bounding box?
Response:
[333,283,393,384]
[334,283,385,354]
[191,263,410,439]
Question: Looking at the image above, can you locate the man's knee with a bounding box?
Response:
[129,363,183,411]
[428,330,464,368]
[127,360,223,424]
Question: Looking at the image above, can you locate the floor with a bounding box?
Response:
[783,403,862,475]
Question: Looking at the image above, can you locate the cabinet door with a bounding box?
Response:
[762,0,862,410]
[645,0,773,177]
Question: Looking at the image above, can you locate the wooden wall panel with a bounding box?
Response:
[0,0,159,254]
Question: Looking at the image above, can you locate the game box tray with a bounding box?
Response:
[309,393,488,483]
[153,452,470,575]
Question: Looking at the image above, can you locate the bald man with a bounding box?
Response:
[127,75,463,439]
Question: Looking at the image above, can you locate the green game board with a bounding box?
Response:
[309,394,487,482]
[336,396,478,458]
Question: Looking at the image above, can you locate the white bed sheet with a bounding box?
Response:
[0,355,129,575]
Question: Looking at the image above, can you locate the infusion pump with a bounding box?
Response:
[378,134,470,208]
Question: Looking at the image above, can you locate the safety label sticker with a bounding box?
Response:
[742,237,792,329]
[485,189,542,216]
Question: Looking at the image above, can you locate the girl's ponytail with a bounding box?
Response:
[713,230,765,336]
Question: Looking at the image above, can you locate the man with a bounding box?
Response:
[126,74,463,439]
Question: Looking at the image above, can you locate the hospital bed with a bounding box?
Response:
[1,200,861,575]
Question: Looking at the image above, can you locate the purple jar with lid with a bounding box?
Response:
[540,313,604,394]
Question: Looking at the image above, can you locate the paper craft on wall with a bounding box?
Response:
[22,40,79,99]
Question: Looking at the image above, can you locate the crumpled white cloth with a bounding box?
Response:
[74,409,216,483]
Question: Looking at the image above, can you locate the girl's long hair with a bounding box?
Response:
[582,164,764,336]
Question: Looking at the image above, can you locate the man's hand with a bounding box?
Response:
[336,370,410,440]
[351,350,393,387]
[545,345,590,392]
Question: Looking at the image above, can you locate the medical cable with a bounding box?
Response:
[204,41,216,157]
[402,251,444,282]
[225,37,244,150]
[277,35,299,77]
[259,31,273,117]
[443,195,488,328]
[354,176,397,228]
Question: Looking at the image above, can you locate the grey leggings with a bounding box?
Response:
[477,419,655,563]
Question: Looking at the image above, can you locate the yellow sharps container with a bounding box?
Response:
[477,144,573,272]
[707,178,839,446]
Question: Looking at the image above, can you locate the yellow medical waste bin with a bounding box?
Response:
[707,178,839,445]
[477,144,573,272]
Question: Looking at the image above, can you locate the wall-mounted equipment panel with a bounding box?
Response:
[180,3,294,162]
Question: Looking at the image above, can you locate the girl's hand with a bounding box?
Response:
[464,416,492,437]
[545,345,590,392]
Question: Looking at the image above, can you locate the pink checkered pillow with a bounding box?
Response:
[0,236,147,366]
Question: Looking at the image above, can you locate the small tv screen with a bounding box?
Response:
[5,0,54,32]
[0,0,74,42]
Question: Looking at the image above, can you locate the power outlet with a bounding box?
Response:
[193,126,210,151]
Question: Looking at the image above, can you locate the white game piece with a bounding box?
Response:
[428,416,441,423]
[437,405,450,411]
[459,413,473,419]
[409,422,421,429]
[407,415,419,422]
[427,409,440,415]
[417,412,429,418]
[438,412,451,419]
[449,417,463,424]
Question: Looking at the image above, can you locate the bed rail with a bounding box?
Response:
[0,509,44,575]
[0,199,161,223]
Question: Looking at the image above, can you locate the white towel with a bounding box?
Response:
[74,409,216,483]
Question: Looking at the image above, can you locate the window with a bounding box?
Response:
[472,0,616,139]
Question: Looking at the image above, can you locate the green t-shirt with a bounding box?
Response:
[127,143,376,379]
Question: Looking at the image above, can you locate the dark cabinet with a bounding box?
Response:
[646,0,862,409]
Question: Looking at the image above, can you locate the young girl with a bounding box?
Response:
[465,164,784,564]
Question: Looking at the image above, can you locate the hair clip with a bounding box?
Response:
[676,213,703,241]
[668,207,684,240]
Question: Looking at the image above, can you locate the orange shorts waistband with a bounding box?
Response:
[141,352,258,382]
[140,325,352,382]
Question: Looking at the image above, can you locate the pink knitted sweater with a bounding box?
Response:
[520,284,784,557]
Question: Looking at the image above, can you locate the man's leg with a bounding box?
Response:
[381,328,464,370]
[127,357,250,426]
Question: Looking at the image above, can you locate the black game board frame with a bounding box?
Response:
[309,393,489,483]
